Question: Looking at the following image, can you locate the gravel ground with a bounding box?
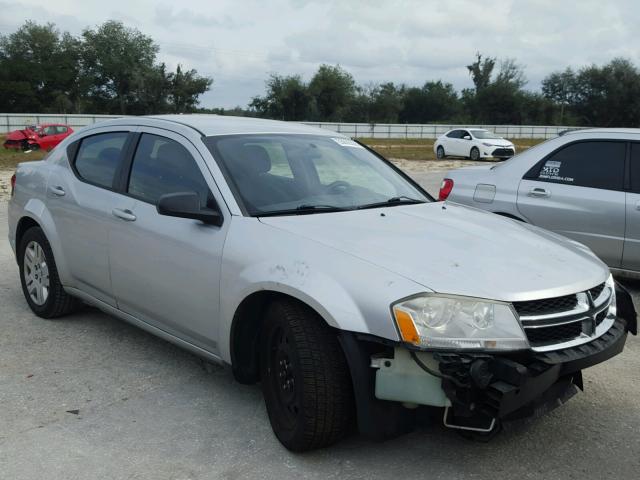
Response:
[1,170,639,480]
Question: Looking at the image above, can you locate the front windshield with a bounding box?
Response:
[205,134,431,216]
[470,130,501,139]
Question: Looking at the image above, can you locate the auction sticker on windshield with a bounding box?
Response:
[332,137,364,148]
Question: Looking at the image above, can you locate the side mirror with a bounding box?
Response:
[463,135,471,140]
[157,192,223,226]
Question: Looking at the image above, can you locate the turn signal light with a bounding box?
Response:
[438,178,454,201]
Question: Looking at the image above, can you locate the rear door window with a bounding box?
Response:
[446,130,462,139]
[74,132,128,189]
[532,141,625,190]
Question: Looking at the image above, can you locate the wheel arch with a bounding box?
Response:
[15,216,41,252]
[229,290,334,384]
[494,211,526,222]
[18,199,72,285]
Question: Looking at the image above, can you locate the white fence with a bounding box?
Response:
[1,113,575,139]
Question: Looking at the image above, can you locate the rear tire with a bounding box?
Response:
[260,299,354,451]
[470,147,480,161]
[436,146,446,159]
[18,227,79,318]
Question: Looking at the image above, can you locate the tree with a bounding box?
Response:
[541,68,576,124]
[495,58,527,89]
[366,82,404,123]
[308,65,356,121]
[467,53,495,92]
[250,74,311,120]
[81,21,160,114]
[542,58,640,126]
[168,65,213,113]
[399,81,460,123]
[0,22,81,112]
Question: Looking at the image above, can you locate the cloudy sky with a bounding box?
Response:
[1,0,639,108]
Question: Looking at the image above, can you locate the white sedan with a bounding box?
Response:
[434,128,515,161]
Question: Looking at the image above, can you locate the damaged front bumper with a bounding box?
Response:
[339,283,637,439]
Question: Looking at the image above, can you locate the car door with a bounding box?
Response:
[38,126,56,150]
[108,129,229,352]
[622,142,640,271]
[46,128,136,306]
[444,130,462,156]
[516,140,626,268]
[458,129,472,157]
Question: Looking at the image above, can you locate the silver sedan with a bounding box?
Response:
[441,128,640,277]
[7,116,637,451]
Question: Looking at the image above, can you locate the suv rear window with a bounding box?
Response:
[74,132,128,189]
[532,141,625,190]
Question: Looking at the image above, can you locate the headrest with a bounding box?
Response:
[156,142,189,166]
[236,145,271,176]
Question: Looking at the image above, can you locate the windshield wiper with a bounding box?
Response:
[356,196,427,210]
[256,204,351,217]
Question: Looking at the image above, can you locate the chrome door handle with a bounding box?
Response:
[49,186,65,196]
[112,208,137,222]
[528,187,550,198]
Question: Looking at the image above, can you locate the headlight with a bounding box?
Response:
[482,142,492,147]
[392,294,529,351]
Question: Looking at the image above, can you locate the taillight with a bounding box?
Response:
[438,178,454,201]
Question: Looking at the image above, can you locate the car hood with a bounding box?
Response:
[479,138,513,147]
[5,129,34,141]
[259,202,608,302]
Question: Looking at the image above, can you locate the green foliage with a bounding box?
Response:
[249,74,311,120]
[399,81,460,123]
[308,65,357,121]
[0,22,81,113]
[542,58,640,126]
[0,20,212,114]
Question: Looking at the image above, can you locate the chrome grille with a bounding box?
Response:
[514,282,613,352]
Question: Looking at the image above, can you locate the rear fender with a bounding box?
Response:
[21,198,72,286]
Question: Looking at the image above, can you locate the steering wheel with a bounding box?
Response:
[326,180,351,194]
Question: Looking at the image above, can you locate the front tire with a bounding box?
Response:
[436,145,446,159]
[470,146,480,161]
[260,299,354,451]
[18,227,79,318]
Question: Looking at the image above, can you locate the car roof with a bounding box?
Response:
[91,114,346,138]
[563,127,640,136]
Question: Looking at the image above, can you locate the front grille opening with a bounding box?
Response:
[589,282,606,300]
[595,310,607,326]
[525,321,583,346]
[513,294,578,317]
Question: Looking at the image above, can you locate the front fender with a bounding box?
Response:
[217,218,427,363]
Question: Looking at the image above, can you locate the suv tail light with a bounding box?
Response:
[438,178,454,201]
[10,173,17,197]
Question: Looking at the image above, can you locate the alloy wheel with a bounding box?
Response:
[23,240,50,306]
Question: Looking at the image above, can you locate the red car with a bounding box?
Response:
[3,124,74,151]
